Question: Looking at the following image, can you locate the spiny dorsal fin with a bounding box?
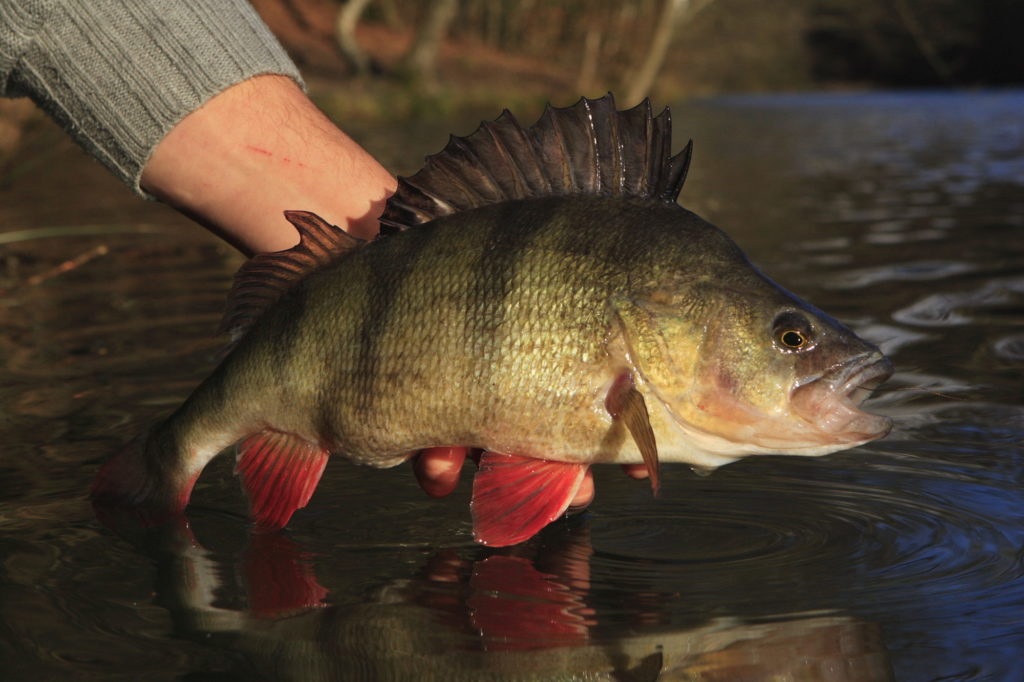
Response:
[218,210,364,345]
[381,93,693,231]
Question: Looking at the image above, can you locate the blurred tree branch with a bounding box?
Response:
[891,0,953,84]
[624,0,713,105]
[402,0,458,89]
[249,0,1024,98]
[335,0,376,76]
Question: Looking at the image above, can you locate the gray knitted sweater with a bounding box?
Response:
[0,0,302,195]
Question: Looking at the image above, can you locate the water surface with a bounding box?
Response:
[1,90,1022,681]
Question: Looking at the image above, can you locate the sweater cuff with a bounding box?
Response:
[6,0,303,196]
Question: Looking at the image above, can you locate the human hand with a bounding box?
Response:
[141,74,395,255]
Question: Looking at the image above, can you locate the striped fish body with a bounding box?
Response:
[93,95,892,546]
[216,195,714,468]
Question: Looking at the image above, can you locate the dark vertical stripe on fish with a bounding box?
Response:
[270,287,310,388]
[353,227,436,418]
[472,200,556,418]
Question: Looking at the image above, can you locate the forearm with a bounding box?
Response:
[141,74,396,253]
[1,0,300,198]
[1,0,395,253]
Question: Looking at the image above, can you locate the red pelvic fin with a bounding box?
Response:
[244,533,329,617]
[468,555,591,650]
[470,452,587,547]
[236,430,330,531]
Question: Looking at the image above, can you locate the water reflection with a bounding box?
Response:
[113,512,893,681]
[1,91,1023,680]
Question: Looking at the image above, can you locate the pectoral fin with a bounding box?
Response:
[606,371,660,495]
[471,452,587,547]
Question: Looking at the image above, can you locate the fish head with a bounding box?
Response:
[619,260,892,459]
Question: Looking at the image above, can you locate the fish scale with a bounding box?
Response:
[93,95,892,546]
[295,201,620,461]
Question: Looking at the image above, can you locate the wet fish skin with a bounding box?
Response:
[93,95,892,544]
[123,194,880,486]
[202,196,680,467]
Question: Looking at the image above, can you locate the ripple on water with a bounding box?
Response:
[1,92,1022,682]
[893,277,1024,327]
[855,323,934,355]
[863,229,947,245]
[585,447,1024,630]
[992,334,1024,362]
[827,260,976,290]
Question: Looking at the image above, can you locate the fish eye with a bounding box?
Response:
[781,330,806,348]
[772,312,815,353]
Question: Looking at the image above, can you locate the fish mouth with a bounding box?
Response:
[790,352,894,444]
[838,353,893,408]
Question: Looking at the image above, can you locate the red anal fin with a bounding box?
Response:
[471,452,587,547]
[236,430,329,531]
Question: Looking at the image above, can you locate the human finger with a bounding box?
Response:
[621,463,649,479]
[568,468,595,511]
[413,446,468,498]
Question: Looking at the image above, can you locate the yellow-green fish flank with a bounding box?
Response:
[92,95,892,546]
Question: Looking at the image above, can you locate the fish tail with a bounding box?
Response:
[91,419,209,521]
[92,369,248,521]
[93,409,332,531]
[92,336,336,529]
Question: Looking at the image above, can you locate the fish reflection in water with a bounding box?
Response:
[3,90,1021,681]
[110,512,894,681]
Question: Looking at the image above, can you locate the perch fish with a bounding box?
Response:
[92,95,893,546]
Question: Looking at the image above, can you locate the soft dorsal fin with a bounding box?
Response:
[381,93,693,232]
[219,210,364,344]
